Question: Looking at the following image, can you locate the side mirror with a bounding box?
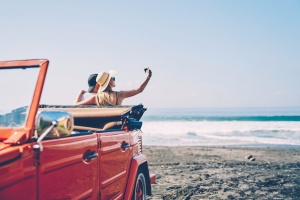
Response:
[34,111,74,151]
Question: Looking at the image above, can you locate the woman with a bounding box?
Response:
[76,68,152,106]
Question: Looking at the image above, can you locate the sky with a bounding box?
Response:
[1,1,299,109]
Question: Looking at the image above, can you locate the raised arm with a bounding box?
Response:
[122,68,152,98]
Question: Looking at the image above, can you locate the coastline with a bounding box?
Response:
[144,145,300,199]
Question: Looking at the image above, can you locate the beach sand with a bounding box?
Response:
[143,145,300,199]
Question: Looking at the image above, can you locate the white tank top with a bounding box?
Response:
[81,92,95,101]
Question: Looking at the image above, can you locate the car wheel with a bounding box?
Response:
[132,171,147,200]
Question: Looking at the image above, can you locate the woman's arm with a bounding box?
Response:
[122,68,152,98]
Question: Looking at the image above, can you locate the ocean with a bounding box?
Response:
[141,107,300,147]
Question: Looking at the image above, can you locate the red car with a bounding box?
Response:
[0,59,155,200]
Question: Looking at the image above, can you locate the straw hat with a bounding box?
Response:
[96,70,117,92]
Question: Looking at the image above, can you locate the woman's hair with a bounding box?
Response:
[99,85,113,106]
[104,85,113,92]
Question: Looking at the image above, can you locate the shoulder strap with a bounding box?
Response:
[115,92,119,105]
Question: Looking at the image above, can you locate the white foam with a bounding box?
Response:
[141,121,300,146]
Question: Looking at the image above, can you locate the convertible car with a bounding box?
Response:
[0,59,155,200]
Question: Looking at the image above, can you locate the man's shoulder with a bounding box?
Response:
[82,92,96,100]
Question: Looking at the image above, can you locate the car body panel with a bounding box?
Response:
[0,144,36,200]
[37,134,98,199]
[98,130,131,199]
[123,154,148,200]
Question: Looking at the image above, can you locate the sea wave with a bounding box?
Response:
[141,121,300,146]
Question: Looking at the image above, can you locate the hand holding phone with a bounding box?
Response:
[144,67,152,78]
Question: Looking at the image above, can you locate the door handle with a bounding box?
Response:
[121,143,130,149]
[84,152,98,160]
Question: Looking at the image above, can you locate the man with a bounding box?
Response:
[73,74,99,105]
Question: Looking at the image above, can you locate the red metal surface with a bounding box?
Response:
[0,144,20,164]
[0,128,16,141]
[38,134,98,199]
[123,154,148,200]
[150,172,156,184]
[0,59,48,68]
[25,60,48,141]
[98,130,131,199]
[0,144,36,200]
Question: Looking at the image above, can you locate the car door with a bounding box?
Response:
[0,143,36,200]
[38,133,98,200]
[98,130,131,200]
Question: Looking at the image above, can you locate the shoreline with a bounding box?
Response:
[144,145,300,199]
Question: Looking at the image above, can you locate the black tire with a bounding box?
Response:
[132,171,147,200]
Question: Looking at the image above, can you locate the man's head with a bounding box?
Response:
[87,74,98,92]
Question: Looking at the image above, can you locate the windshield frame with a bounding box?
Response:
[0,59,49,143]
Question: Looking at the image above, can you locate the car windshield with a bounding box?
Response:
[0,67,39,128]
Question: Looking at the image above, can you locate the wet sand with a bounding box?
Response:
[144,145,300,199]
